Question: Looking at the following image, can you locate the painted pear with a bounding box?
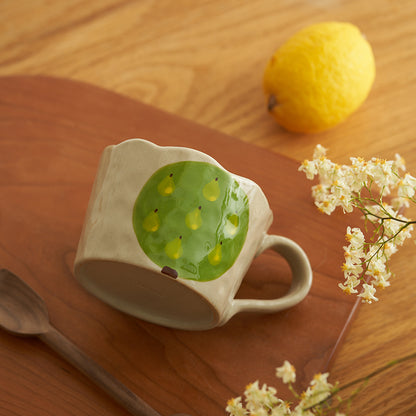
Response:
[158,173,175,196]
[185,206,202,230]
[203,177,220,201]
[225,214,239,236]
[208,242,222,266]
[165,236,183,260]
[142,209,160,232]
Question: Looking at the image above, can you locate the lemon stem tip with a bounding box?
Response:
[267,94,278,111]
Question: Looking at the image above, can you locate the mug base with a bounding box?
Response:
[74,259,219,330]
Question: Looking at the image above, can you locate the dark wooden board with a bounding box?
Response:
[0,76,360,416]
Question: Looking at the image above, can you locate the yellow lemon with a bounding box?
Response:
[263,22,375,133]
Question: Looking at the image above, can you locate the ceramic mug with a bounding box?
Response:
[74,139,312,330]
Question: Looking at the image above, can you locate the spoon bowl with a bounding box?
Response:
[0,269,50,335]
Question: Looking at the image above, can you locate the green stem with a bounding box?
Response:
[336,352,416,393]
[304,352,416,412]
[364,212,416,225]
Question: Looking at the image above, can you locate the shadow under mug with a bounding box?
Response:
[74,139,313,330]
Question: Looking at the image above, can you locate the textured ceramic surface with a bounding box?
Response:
[133,161,249,281]
[74,139,313,329]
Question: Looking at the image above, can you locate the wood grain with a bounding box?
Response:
[1,1,416,166]
[1,1,416,415]
[0,75,361,416]
[0,269,161,416]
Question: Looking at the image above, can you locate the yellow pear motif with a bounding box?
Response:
[165,236,183,260]
[225,214,239,236]
[203,177,220,201]
[142,209,160,232]
[208,242,222,266]
[185,206,202,230]
[157,173,175,196]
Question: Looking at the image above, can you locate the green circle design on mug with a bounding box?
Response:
[132,161,249,281]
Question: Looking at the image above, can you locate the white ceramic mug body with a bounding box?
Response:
[74,139,312,330]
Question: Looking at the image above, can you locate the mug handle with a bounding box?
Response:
[227,234,313,320]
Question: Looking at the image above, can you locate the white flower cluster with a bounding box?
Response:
[299,145,415,303]
[226,361,345,416]
[299,144,408,215]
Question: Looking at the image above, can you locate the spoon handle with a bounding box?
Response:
[38,326,162,416]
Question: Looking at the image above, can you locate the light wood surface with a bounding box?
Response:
[1,1,415,415]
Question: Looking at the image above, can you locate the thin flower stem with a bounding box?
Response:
[353,190,416,225]
[288,382,299,399]
[337,351,416,393]
[304,352,416,411]
[364,212,416,225]
[355,221,412,282]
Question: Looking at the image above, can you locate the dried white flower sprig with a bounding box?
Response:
[299,144,416,303]
[225,145,416,415]
[226,359,336,416]
[226,353,416,416]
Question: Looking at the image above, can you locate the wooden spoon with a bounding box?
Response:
[0,269,189,416]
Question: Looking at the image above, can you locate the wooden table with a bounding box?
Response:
[1,1,415,415]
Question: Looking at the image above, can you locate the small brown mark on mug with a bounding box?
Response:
[161,266,178,279]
